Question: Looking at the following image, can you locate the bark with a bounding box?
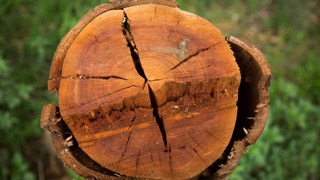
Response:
[41,1,271,179]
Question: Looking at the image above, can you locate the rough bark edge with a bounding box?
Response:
[228,36,271,144]
[41,104,127,180]
[45,0,272,177]
[199,36,272,179]
[45,32,271,180]
[48,0,178,91]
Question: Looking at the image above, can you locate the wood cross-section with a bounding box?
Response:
[57,4,240,179]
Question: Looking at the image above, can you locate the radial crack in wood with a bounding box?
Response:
[123,10,169,150]
[40,3,266,180]
[148,84,168,148]
[192,147,207,166]
[122,11,148,83]
[117,131,132,170]
[168,43,222,71]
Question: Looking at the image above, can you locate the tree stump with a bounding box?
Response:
[41,0,271,179]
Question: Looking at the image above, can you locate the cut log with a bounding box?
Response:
[41,1,271,179]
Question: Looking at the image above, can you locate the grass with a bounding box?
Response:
[0,0,319,179]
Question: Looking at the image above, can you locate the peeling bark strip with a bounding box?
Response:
[42,1,271,180]
[199,36,271,180]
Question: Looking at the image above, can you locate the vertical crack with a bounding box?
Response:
[116,131,132,170]
[135,149,141,177]
[168,145,173,176]
[122,11,148,83]
[148,84,168,148]
[151,153,155,167]
[121,11,168,149]
[128,116,136,130]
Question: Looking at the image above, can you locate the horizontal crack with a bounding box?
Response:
[60,74,128,80]
[148,74,203,81]
[148,78,165,82]
[171,75,202,79]
[60,85,140,110]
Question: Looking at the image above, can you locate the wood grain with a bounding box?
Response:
[50,3,242,180]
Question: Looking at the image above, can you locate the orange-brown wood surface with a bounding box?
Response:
[57,4,240,179]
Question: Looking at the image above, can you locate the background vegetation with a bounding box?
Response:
[0,0,319,179]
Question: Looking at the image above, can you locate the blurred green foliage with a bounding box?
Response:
[0,0,319,179]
